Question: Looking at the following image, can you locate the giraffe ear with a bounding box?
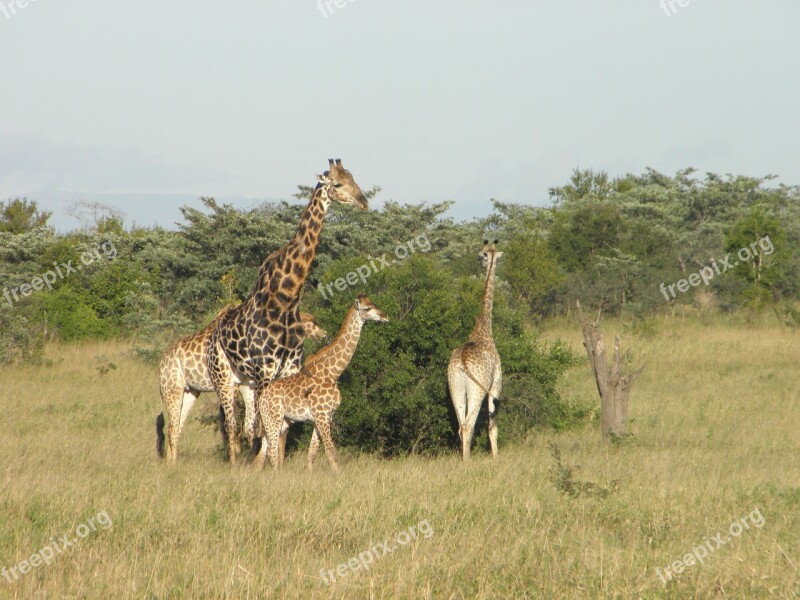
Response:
[494,251,504,258]
[317,173,329,184]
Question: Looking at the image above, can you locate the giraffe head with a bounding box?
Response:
[479,239,503,269]
[354,294,389,323]
[317,158,368,210]
[300,312,327,340]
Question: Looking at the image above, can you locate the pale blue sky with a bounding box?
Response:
[1,1,798,230]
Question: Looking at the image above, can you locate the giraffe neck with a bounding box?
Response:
[309,306,365,380]
[248,183,330,302]
[470,256,496,341]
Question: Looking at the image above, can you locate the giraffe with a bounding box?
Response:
[258,294,388,471]
[208,159,368,464]
[448,239,503,460]
[156,306,325,462]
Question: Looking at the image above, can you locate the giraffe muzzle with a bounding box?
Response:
[354,195,369,211]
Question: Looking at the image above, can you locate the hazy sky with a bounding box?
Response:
[1,1,798,230]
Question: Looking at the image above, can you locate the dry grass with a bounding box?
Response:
[1,317,799,599]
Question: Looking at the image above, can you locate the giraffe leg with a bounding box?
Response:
[278,419,290,466]
[448,362,468,460]
[488,365,502,458]
[313,415,338,472]
[258,384,284,470]
[161,384,184,462]
[486,396,499,459]
[159,352,184,461]
[461,380,484,461]
[254,418,288,469]
[220,390,240,465]
[240,385,256,446]
[163,389,198,462]
[178,390,199,436]
[213,375,239,465]
[307,428,321,472]
[207,340,242,465]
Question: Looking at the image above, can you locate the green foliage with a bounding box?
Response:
[724,209,787,295]
[0,198,51,234]
[502,233,563,317]
[303,253,580,456]
[42,286,111,341]
[545,168,800,314]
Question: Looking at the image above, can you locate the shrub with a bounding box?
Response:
[301,254,582,456]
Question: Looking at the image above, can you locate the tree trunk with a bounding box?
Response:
[576,301,640,441]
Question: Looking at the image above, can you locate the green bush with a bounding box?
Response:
[42,286,111,341]
[302,254,582,456]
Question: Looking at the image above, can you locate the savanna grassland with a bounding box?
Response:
[1,315,799,599]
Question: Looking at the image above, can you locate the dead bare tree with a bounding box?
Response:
[576,300,643,441]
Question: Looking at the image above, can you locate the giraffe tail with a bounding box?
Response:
[155,413,166,458]
[488,398,501,419]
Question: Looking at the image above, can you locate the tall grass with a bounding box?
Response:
[1,317,799,598]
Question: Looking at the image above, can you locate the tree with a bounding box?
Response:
[723,209,789,308]
[576,301,642,441]
[0,198,51,233]
[502,232,563,316]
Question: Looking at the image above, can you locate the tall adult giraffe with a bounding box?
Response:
[208,159,368,464]
[447,240,503,460]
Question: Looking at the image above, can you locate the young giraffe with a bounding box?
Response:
[448,239,503,460]
[157,306,325,462]
[258,294,388,471]
[208,159,368,464]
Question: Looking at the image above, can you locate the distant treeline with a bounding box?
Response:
[1,168,797,452]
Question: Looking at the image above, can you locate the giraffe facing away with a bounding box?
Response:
[208,159,368,464]
[448,240,503,460]
[157,306,325,462]
[258,294,388,471]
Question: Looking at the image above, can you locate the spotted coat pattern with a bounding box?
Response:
[258,295,388,471]
[447,240,503,460]
[206,159,368,464]
[157,306,324,462]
